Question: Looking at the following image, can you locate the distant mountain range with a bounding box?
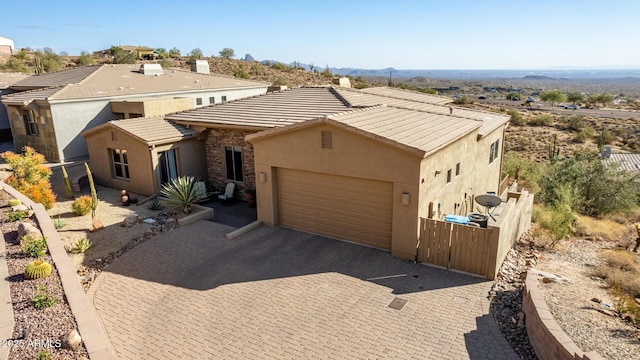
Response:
[246,55,640,80]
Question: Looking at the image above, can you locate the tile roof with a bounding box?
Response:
[1,87,61,104]
[334,87,507,137]
[0,73,30,89]
[7,64,267,101]
[82,116,197,145]
[358,86,453,105]
[247,105,481,157]
[11,66,101,89]
[602,153,640,174]
[166,87,350,128]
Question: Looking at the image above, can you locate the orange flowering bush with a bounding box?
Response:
[1,146,55,209]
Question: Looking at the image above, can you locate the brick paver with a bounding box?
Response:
[89,221,517,359]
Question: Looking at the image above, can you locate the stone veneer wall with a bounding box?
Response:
[204,129,257,200]
[523,271,604,360]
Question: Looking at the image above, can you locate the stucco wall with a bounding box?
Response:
[48,86,267,162]
[205,129,257,198]
[85,128,206,197]
[84,128,153,196]
[419,125,506,219]
[249,122,422,260]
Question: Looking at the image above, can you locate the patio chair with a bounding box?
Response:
[218,183,236,204]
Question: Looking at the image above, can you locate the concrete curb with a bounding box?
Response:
[0,214,13,360]
[523,270,604,360]
[226,220,262,240]
[1,182,117,360]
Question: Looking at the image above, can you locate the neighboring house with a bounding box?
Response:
[0,64,268,162]
[0,36,14,55]
[160,86,509,259]
[93,45,155,59]
[0,73,30,140]
[82,117,206,196]
[602,151,640,177]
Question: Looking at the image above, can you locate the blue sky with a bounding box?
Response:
[3,0,639,69]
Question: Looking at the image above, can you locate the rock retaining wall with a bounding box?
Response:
[523,271,604,360]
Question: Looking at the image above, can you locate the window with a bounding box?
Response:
[111,148,130,180]
[446,169,452,183]
[22,109,38,136]
[221,95,227,103]
[224,146,243,181]
[489,139,500,163]
[209,97,215,105]
[456,162,461,176]
[196,98,203,106]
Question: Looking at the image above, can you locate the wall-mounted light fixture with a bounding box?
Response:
[401,192,410,206]
[434,170,441,176]
[259,172,267,183]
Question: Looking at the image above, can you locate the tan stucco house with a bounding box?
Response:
[159,86,509,259]
[0,64,268,162]
[82,117,206,196]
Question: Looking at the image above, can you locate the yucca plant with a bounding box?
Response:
[69,238,94,253]
[159,176,208,214]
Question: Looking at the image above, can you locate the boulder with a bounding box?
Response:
[17,222,42,240]
[59,329,82,350]
[121,213,141,227]
[11,204,29,212]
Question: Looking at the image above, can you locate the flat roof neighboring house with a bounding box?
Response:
[149,86,510,259]
[0,73,30,140]
[93,45,155,59]
[0,36,14,55]
[0,64,269,162]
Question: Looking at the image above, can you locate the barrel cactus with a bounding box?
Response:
[24,259,52,280]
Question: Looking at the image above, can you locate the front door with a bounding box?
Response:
[158,149,178,184]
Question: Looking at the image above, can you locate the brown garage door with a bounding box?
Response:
[277,168,393,250]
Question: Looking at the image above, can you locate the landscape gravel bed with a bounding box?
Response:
[1,190,89,360]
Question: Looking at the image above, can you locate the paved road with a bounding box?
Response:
[89,221,518,360]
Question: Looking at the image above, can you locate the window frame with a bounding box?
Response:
[110,148,130,180]
[209,97,215,105]
[22,109,39,136]
[489,139,500,164]
[196,97,203,106]
[224,145,243,182]
[455,162,461,177]
[221,95,227,103]
[446,168,452,183]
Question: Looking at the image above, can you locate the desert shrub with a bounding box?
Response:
[592,251,640,297]
[21,180,55,210]
[71,195,92,216]
[575,126,595,143]
[527,114,554,126]
[36,350,52,360]
[52,215,66,229]
[532,201,576,247]
[272,76,287,86]
[233,63,251,79]
[69,238,94,253]
[506,110,525,126]
[563,115,586,131]
[21,235,48,258]
[270,62,288,71]
[249,62,263,75]
[32,284,55,309]
[148,198,163,210]
[452,96,474,105]
[7,210,29,222]
[501,151,542,193]
[1,147,55,209]
[538,151,639,217]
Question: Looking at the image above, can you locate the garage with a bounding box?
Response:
[277,168,393,250]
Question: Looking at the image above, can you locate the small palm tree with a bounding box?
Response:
[159,176,208,213]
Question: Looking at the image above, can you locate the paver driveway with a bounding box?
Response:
[89,221,518,359]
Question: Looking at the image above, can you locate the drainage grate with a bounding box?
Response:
[453,296,470,304]
[388,297,408,310]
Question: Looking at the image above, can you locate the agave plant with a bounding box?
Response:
[159,176,208,213]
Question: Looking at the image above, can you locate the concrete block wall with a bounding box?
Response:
[523,271,604,360]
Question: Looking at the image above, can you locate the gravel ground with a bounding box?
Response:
[538,238,640,360]
[1,190,89,360]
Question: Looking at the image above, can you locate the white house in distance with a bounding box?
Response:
[0,64,269,162]
[0,36,14,55]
